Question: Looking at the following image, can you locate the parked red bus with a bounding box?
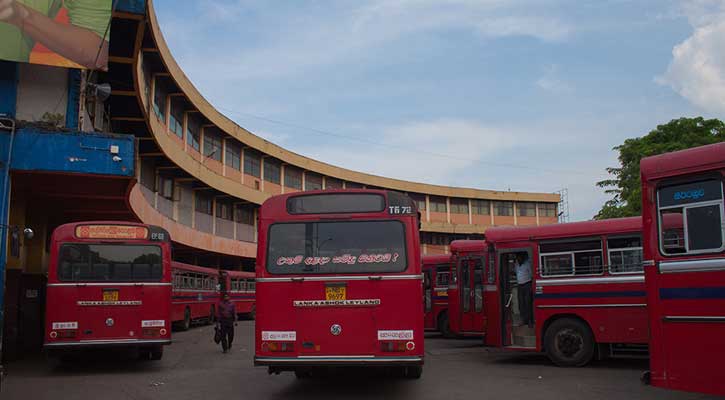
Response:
[254,190,424,378]
[640,142,725,396]
[447,240,487,337]
[423,254,452,336]
[447,217,645,366]
[223,270,256,319]
[171,262,220,330]
[44,222,172,360]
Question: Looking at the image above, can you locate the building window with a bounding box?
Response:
[538,203,557,217]
[263,158,281,184]
[169,108,183,139]
[325,177,343,189]
[158,175,173,199]
[225,142,241,170]
[471,199,490,215]
[186,117,200,152]
[305,172,322,191]
[494,201,513,216]
[429,196,447,213]
[284,166,302,189]
[235,205,254,225]
[450,198,469,214]
[345,181,363,189]
[409,194,426,211]
[518,202,536,217]
[195,193,213,215]
[153,80,166,120]
[244,149,261,178]
[203,130,222,162]
[216,201,233,220]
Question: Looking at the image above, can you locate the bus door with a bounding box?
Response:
[498,248,534,348]
[424,269,433,318]
[647,177,725,395]
[457,257,485,334]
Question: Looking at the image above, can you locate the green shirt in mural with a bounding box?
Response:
[0,0,111,64]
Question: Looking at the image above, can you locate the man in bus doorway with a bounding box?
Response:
[515,253,533,328]
[216,294,237,353]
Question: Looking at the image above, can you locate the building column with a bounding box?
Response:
[468,199,473,225]
[164,95,171,130]
[301,171,306,191]
[212,197,217,235]
[490,201,495,226]
[199,127,205,166]
[280,164,286,194]
[322,176,326,190]
[535,203,540,226]
[260,155,266,192]
[513,202,518,225]
[425,195,430,222]
[182,112,188,152]
[253,208,258,243]
[446,197,451,224]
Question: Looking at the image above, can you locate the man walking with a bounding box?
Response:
[216,293,237,353]
[515,253,533,328]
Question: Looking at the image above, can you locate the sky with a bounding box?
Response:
[154,0,725,221]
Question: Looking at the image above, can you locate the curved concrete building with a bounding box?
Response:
[107,1,559,266]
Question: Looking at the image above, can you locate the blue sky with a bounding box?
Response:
[154,0,725,221]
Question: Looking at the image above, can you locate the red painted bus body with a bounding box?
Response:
[449,217,646,366]
[640,142,725,396]
[254,190,424,378]
[447,240,487,337]
[423,254,452,336]
[223,270,256,317]
[44,222,172,360]
[171,262,220,330]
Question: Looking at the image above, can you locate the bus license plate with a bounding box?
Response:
[103,289,119,302]
[325,286,346,301]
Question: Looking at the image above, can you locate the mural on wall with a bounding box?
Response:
[0,0,112,70]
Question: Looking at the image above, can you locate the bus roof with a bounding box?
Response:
[485,217,642,243]
[171,261,220,274]
[450,240,487,254]
[422,254,452,265]
[259,189,416,219]
[640,142,725,181]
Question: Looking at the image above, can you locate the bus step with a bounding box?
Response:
[513,335,536,348]
[609,344,649,358]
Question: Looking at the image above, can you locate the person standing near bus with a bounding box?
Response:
[216,294,237,353]
[515,253,533,328]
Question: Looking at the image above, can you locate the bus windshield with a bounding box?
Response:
[266,220,407,274]
[58,244,163,282]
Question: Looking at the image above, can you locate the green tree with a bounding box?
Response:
[595,117,725,219]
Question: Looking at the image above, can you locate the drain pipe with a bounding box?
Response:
[0,115,16,391]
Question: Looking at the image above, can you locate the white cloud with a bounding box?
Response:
[536,64,573,93]
[656,0,725,115]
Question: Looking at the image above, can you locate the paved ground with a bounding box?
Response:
[2,321,718,400]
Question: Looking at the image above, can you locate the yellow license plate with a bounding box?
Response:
[103,290,119,302]
[325,286,346,301]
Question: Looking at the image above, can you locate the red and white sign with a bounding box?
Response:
[377,330,414,340]
[261,331,296,341]
[75,225,148,240]
[52,321,78,330]
[141,320,166,327]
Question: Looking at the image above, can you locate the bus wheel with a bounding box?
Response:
[438,311,452,338]
[182,308,191,331]
[544,318,594,367]
[404,366,423,379]
[150,346,164,361]
[208,305,215,324]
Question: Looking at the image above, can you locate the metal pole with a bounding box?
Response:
[0,116,17,390]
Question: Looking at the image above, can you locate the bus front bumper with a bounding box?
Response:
[255,355,423,368]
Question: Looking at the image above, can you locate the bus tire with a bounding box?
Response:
[182,307,191,331]
[209,305,215,324]
[150,346,164,361]
[404,366,423,379]
[544,318,595,367]
[438,311,452,338]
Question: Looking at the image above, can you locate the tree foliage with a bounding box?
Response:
[595,117,725,220]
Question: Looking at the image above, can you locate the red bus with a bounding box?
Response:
[254,190,424,378]
[223,270,256,319]
[44,222,172,360]
[448,217,645,366]
[423,254,452,336]
[171,262,220,330]
[640,142,725,396]
[447,240,487,337]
